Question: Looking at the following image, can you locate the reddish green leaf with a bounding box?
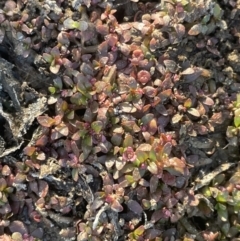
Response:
[37,116,55,127]
[164,157,186,175]
[234,116,240,128]
[0,178,7,191]
[148,118,158,135]
[72,131,81,141]
[55,123,69,136]
[122,121,140,133]
[184,98,192,108]
[163,142,172,156]
[188,24,202,35]
[23,146,36,156]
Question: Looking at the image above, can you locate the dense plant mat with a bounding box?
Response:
[0,0,240,240]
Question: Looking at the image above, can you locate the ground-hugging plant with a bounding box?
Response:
[0,0,240,240]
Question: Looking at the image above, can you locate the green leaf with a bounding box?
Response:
[234,108,240,117]
[82,143,92,159]
[67,110,74,120]
[53,77,63,90]
[136,150,148,164]
[125,175,134,184]
[142,199,151,209]
[216,190,229,203]
[123,134,133,148]
[122,121,140,133]
[83,135,92,147]
[70,92,88,106]
[91,121,103,134]
[213,3,222,20]
[111,134,122,146]
[134,225,145,236]
[201,25,208,35]
[78,20,88,31]
[221,222,230,236]
[236,94,240,107]
[72,168,79,182]
[141,113,154,125]
[202,14,210,24]
[234,116,240,127]
[216,203,228,221]
[148,149,157,162]
[48,86,56,94]
[184,98,192,108]
[43,53,53,63]
[63,18,77,29]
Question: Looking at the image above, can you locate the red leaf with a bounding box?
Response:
[2,165,11,176]
[35,135,48,147]
[150,175,159,193]
[51,129,63,140]
[9,221,28,235]
[127,200,143,215]
[111,199,123,212]
[38,180,49,198]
